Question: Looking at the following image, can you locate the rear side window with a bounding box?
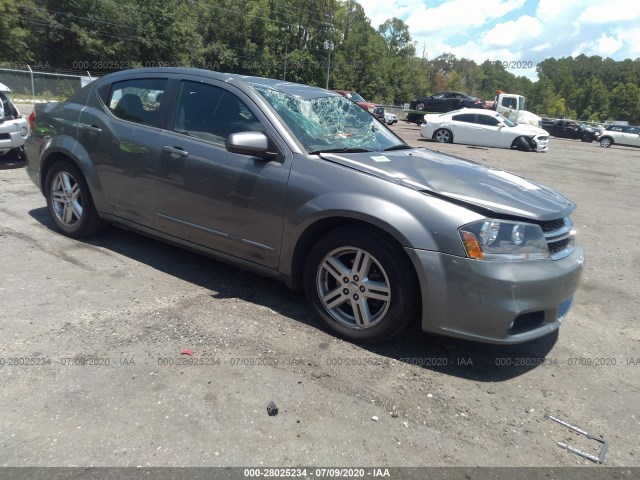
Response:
[173,81,264,144]
[477,115,500,126]
[452,113,476,123]
[107,78,167,127]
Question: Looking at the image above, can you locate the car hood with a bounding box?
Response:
[511,124,548,136]
[357,101,377,110]
[320,148,575,221]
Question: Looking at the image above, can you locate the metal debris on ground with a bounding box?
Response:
[545,414,608,464]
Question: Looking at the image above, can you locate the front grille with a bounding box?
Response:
[548,237,571,254]
[0,133,10,140]
[536,218,566,232]
[533,217,574,259]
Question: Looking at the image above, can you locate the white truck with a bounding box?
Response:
[489,91,541,127]
[0,83,29,158]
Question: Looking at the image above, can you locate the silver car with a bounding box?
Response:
[0,90,29,157]
[25,68,585,344]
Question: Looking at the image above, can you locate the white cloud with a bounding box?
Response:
[572,33,624,58]
[483,15,542,47]
[405,0,526,36]
[613,26,640,58]
[578,0,640,24]
[531,42,551,52]
[356,0,415,29]
[355,0,640,82]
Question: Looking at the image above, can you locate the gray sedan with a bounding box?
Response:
[25,68,584,344]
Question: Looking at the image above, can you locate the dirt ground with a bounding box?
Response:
[1,114,639,469]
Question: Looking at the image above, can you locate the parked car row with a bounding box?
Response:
[541,118,602,143]
[25,68,584,345]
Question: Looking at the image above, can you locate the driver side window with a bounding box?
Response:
[173,81,265,144]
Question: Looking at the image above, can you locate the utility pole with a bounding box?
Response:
[324,39,334,90]
[284,45,288,81]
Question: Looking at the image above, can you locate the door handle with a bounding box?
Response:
[83,125,102,134]
[162,146,189,157]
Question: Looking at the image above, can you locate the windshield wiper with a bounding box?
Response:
[309,147,374,154]
[383,144,412,151]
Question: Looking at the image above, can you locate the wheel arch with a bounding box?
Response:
[39,137,107,212]
[285,211,424,293]
[432,128,453,143]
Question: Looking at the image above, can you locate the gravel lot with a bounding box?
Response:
[1,113,639,469]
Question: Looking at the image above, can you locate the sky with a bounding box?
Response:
[355,0,640,79]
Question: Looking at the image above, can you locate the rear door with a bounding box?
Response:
[153,77,291,268]
[429,93,449,112]
[450,113,476,144]
[621,127,640,146]
[79,75,170,226]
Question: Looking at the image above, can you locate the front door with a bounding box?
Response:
[154,78,291,268]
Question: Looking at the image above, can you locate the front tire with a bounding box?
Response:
[433,129,453,143]
[514,136,532,152]
[303,226,418,344]
[44,160,107,238]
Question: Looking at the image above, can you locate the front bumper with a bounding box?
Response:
[406,243,585,344]
[533,135,548,152]
[0,119,29,155]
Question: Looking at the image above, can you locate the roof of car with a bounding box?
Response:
[98,67,335,100]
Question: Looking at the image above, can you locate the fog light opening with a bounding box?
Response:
[508,311,545,335]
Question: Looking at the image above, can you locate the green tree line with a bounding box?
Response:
[1,0,639,122]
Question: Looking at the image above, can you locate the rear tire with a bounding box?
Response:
[433,129,453,143]
[303,226,418,344]
[415,102,426,111]
[44,160,107,238]
[600,137,612,148]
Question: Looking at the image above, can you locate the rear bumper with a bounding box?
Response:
[406,243,585,344]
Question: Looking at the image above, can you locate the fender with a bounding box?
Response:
[279,189,478,286]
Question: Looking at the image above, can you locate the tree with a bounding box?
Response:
[0,0,32,62]
[609,83,640,124]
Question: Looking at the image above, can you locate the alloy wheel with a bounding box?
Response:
[51,171,83,226]
[316,246,391,329]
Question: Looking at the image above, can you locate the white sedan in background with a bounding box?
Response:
[420,108,549,152]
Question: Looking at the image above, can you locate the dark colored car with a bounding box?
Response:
[409,91,484,112]
[26,68,584,345]
[542,119,601,142]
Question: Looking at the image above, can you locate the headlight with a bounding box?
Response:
[459,219,549,261]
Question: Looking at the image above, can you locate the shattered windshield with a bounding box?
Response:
[253,85,404,154]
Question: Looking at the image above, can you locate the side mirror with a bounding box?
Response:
[225,131,276,159]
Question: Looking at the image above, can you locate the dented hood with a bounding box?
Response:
[320,148,575,221]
